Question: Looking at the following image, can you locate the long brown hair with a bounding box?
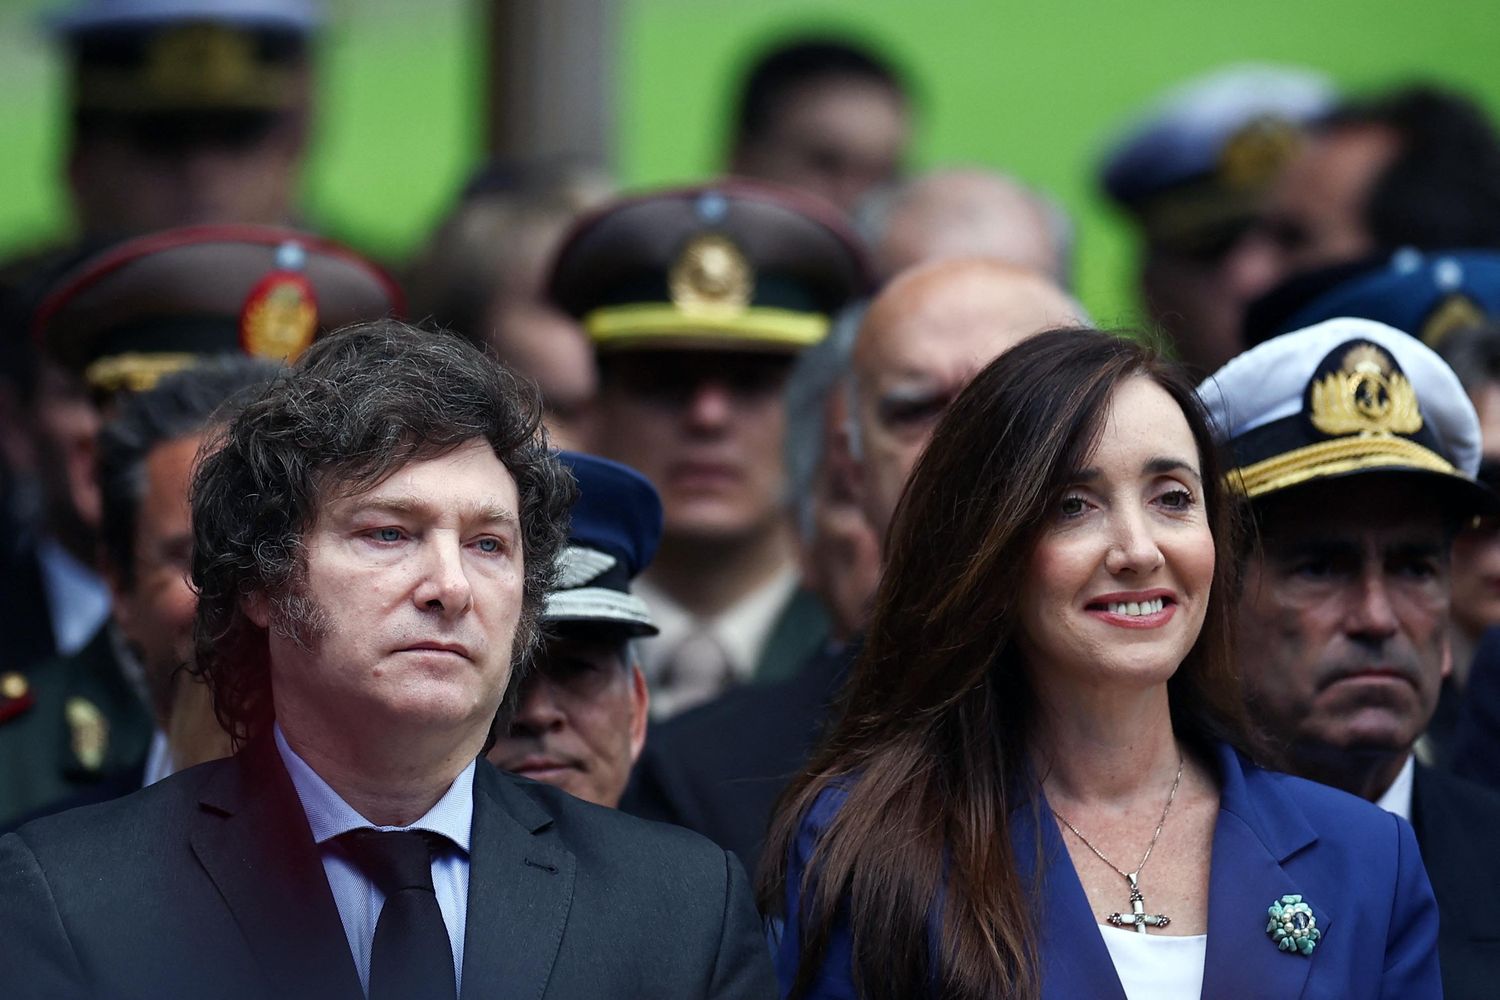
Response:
[760,329,1249,1000]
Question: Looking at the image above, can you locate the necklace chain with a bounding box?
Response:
[1049,754,1185,884]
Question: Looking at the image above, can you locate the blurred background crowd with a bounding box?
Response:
[4,1,1500,996]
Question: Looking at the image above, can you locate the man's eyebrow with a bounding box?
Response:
[345,496,519,525]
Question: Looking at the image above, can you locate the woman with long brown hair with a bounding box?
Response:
[761,328,1440,999]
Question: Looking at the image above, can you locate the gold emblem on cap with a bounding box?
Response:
[65,697,108,773]
[669,234,754,314]
[1310,344,1423,437]
[241,275,318,361]
[1219,117,1301,191]
[0,672,27,700]
[1421,293,1487,349]
[147,24,258,105]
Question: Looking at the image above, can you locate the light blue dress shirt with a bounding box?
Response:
[274,725,473,996]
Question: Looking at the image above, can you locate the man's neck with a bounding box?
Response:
[1293,746,1410,803]
[276,714,480,827]
[645,519,796,618]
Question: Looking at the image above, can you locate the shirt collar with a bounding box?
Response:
[1373,754,1416,821]
[635,564,799,680]
[273,723,474,853]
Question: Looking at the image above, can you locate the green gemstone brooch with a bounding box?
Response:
[1266,894,1321,956]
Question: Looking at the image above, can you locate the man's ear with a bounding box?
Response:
[241,591,271,629]
[627,663,649,764]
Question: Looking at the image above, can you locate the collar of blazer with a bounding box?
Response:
[1011,744,1326,1000]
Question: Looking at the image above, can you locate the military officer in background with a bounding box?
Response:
[1200,317,1500,1000]
[0,225,399,827]
[488,451,661,809]
[548,182,870,717]
[1098,64,1334,376]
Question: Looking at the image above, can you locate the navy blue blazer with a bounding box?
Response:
[776,744,1442,1000]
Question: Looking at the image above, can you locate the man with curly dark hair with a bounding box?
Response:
[0,321,776,1000]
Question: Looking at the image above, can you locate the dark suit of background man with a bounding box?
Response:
[0,321,775,1000]
[1201,316,1500,1000]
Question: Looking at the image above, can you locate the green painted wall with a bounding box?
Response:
[3,0,1498,324]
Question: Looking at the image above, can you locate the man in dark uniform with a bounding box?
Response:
[548,181,870,718]
[1099,64,1333,377]
[488,451,661,809]
[1202,316,1500,1000]
[0,225,399,826]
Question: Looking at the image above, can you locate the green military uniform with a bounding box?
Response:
[0,627,153,829]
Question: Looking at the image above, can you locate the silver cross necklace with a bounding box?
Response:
[1049,754,1184,934]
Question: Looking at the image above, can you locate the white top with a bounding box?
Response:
[1098,923,1207,1000]
[1374,754,1416,821]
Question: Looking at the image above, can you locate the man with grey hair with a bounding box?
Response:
[861,167,1074,287]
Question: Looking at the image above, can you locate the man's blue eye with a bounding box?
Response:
[476,537,500,553]
[375,527,402,542]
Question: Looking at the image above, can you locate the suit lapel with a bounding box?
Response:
[1011,799,1128,1000]
[190,737,364,1000]
[1200,745,1327,1000]
[460,765,576,1000]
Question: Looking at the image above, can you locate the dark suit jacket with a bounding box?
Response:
[622,642,851,878]
[0,736,776,1000]
[1411,763,1500,1000]
[777,744,1442,1000]
[1453,624,1500,793]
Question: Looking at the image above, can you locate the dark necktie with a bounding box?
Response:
[336,828,458,1000]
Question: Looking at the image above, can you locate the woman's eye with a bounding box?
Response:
[1159,488,1195,510]
[1058,496,1087,517]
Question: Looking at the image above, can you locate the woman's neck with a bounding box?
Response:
[1031,680,1182,807]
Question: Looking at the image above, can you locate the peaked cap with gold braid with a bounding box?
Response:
[546,181,870,355]
[1198,317,1497,514]
[33,224,403,395]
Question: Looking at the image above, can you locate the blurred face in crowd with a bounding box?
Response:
[68,112,306,235]
[594,350,792,545]
[27,361,103,559]
[1018,378,1215,694]
[732,75,910,215]
[1449,384,1500,653]
[488,633,649,808]
[872,169,1062,283]
[1225,125,1400,309]
[1237,478,1448,791]
[1139,245,1247,378]
[258,440,526,751]
[480,216,600,452]
[851,258,1086,541]
[487,298,596,452]
[109,433,201,722]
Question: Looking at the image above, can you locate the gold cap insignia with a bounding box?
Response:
[65,697,108,772]
[1420,293,1487,349]
[668,234,754,315]
[1310,343,1423,437]
[147,24,257,105]
[1219,116,1301,192]
[241,271,318,361]
[0,672,28,700]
